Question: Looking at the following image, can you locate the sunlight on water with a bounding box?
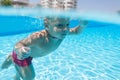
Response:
[0,26,120,80]
[0,7,120,25]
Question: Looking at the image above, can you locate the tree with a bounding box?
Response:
[0,0,12,6]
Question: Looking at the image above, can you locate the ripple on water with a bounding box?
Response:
[84,70,97,77]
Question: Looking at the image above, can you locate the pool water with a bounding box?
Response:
[0,19,120,80]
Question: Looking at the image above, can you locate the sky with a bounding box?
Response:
[77,0,120,12]
[29,0,120,12]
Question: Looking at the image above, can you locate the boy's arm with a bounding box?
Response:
[14,31,46,59]
[15,32,40,48]
[69,20,88,34]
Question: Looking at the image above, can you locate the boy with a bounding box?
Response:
[1,17,87,80]
[1,0,88,80]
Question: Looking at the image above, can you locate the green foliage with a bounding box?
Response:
[0,0,12,6]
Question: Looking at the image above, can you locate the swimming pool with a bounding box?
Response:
[0,13,120,80]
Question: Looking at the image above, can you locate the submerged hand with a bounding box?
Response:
[14,47,31,60]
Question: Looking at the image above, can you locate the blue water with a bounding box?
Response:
[0,15,120,80]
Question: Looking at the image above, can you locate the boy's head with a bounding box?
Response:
[44,17,70,39]
[40,0,77,39]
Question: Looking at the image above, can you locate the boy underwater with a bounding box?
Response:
[1,0,88,80]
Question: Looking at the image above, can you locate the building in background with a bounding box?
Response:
[11,0,29,7]
[39,0,77,9]
[0,0,78,8]
[64,0,77,10]
[51,0,63,9]
[39,0,52,8]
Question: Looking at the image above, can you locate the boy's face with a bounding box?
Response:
[46,18,70,39]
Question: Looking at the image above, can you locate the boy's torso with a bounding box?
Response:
[29,31,63,58]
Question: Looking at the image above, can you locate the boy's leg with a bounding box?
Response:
[14,72,20,80]
[1,54,12,69]
[14,63,35,80]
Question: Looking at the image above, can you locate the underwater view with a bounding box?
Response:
[0,1,120,79]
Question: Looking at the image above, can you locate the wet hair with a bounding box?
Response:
[44,17,70,29]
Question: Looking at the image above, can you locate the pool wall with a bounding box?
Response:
[0,16,43,36]
[0,15,119,36]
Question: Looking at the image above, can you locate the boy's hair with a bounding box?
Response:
[44,17,70,29]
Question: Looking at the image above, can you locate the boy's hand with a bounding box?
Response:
[14,47,31,60]
[69,20,88,34]
[75,20,88,33]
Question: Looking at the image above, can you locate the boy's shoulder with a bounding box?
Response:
[29,30,48,40]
